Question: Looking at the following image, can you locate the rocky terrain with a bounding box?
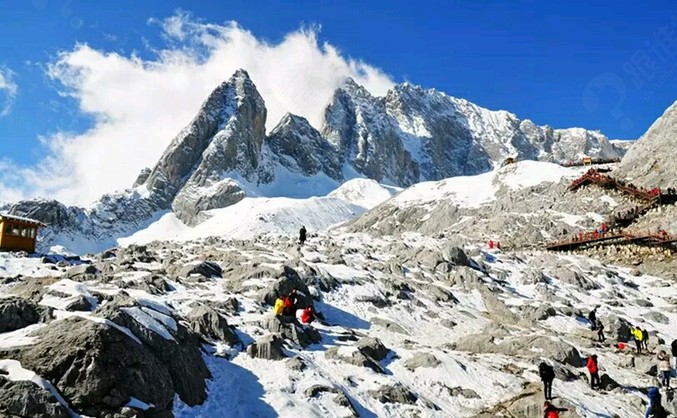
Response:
[1,223,676,417]
[3,69,623,254]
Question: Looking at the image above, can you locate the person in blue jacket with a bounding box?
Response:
[646,387,668,418]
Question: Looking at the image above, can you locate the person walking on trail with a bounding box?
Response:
[671,339,677,368]
[538,361,556,400]
[633,327,645,354]
[658,350,671,388]
[543,401,568,418]
[299,226,307,245]
[586,355,600,390]
[642,328,650,351]
[597,322,606,343]
[588,307,598,330]
[646,387,668,418]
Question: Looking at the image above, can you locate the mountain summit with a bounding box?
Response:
[136,70,622,225]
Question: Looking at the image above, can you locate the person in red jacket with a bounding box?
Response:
[543,401,568,418]
[300,306,316,324]
[586,354,600,390]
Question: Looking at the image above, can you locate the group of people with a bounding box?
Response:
[537,307,677,417]
[273,288,316,325]
[487,240,501,250]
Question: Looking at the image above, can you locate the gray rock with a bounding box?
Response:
[286,356,307,371]
[0,297,42,333]
[96,294,211,407]
[0,376,70,418]
[404,353,441,370]
[325,347,385,373]
[599,373,620,391]
[334,391,359,417]
[65,264,99,278]
[614,100,677,189]
[369,383,418,405]
[257,266,314,308]
[247,334,287,360]
[445,386,481,399]
[186,304,240,346]
[304,385,338,398]
[260,315,321,347]
[356,337,390,361]
[64,294,95,312]
[179,261,222,279]
[370,317,409,335]
[13,317,175,417]
[643,311,670,324]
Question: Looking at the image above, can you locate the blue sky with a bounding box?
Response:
[0,1,675,203]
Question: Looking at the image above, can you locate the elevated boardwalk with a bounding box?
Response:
[546,231,677,252]
[559,157,621,168]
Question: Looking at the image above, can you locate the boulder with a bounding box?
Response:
[65,264,99,279]
[605,315,633,342]
[442,245,471,267]
[286,356,307,371]
[599,373,620,391]
[0,376,70,418]
[0,297,43,333]
[304,385,338,398]
[260,316,321,347]
[551,268,599,290]
[13,317,175,417]
[369,383,418,405]
[64,294,95,312]
[179,261,222,279]
[325,347,384,373]
[643,311,670,325]
[444,386,480,399]
[96,295,210,407]
[370,317,409,335]
[356,337,390,361]
[257,266,313,308]
[404,353,441,370]
[247,334,287,360]
[186,304,240,346]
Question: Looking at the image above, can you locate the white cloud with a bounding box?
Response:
[0,67,18,117]
[0,12,394,206]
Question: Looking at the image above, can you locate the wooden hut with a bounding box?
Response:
[0,214,46,253]
[502,157,517,167]
[582,156,593,166]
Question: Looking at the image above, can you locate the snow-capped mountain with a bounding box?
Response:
[6,69,625,253]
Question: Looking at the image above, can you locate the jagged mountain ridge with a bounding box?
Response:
[6,69,624,251]
[139,69,622,225]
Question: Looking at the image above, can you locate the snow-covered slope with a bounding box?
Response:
[2,229,676,417]
[119,179,400,246]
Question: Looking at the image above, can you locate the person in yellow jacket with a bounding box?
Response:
[273,297,285,316]
[632,327,644,354]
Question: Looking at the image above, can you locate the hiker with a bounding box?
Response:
[538,361,556,400]
[299,226,307,245]
[586,354,600,390]
[642,328,650,351]
[658,350,671,388]
[283,289,299,317]
[543,401,568,418]
[597,322,606,343]
[300,306,316,324]
[633,326,644,354]
[646,387,668,418]
[588,307,598,330]
[273,295,285,316]
[671,339,677,368]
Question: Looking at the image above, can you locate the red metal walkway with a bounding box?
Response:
[546,231,677,252]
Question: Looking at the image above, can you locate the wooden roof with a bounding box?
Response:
[0,213,47,227]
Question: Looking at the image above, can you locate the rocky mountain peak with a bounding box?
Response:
[614,100,677,188]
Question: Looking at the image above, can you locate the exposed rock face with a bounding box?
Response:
[96,295,211,407]
[14,317,175,417]
[186,304,240,346]
[0,376,70,418]
[404,352,441,370]
[0,297,44,333]
[247,334,287,360]
[615,100,677,189]
[260,315,321,347]
[369,383,418,405]
[266,113,342,180]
